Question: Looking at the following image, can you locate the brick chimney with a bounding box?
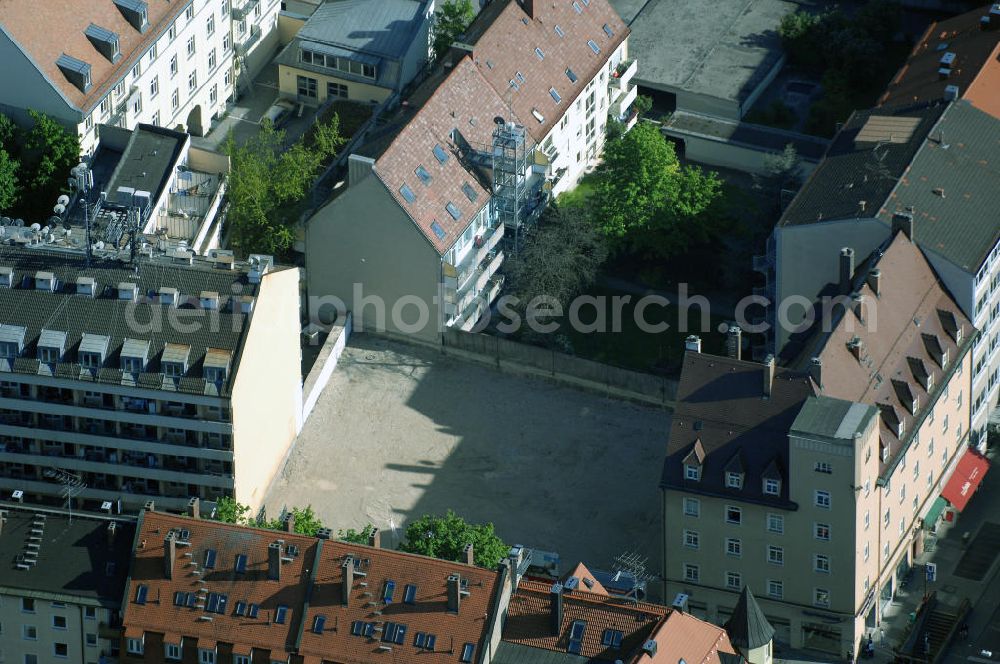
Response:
[447,574,462,613]
[281,512,294,533]
[367,527,381,549]
[763,354,775,397]
[164,533,176,580]
[341,557,354,606]
[463,543,474,566]
[839,247,855,294]
[187,497,200,519]
[892,211,914,241]
[144,500,155,512]
[268,542,281,581]
[517,0,535,18]
[848,336,864,361]
[810,357,823,389]
[550,583,564,636]
[867,269,881,297]
[726,326,742,360]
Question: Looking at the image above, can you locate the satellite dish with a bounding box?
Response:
[14,219,24,227]
[53,204,66,214]
[494,116,505,125]
[57,194,70,206]
[30,223,41,232]
[48,216,62,227]
[41,226,50,235]
[0,217,9,226]
[95,241,105,250]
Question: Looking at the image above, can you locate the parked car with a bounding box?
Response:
[262,99,296,128]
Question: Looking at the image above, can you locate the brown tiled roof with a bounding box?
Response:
[374,56,511,255]
[122,512,501,663]
[563,562,609,596]
[806,232,974,473]
[661,353,816,504]
[504,579,736,664]
[0,0,190,114]
[468,0,630,142]
[879,7,1000,119]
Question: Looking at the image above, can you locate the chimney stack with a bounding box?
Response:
[851,292,866,322]
[508,545,526,593]
[891,211,915,241]
[867,269,881,296]
[839,247,855,294]
[848,336,864,361]
[763,354,775,397]
[550,583,564,636]
[268,542,281,581]
[281,512,294,533]
[341,558,354,606]
[447,574,462,613]
[107,520,117,547]
[187,497,200,519]
[164,533,176,580]
[726,326,742,360]
[144,500,155,512]
[517,0,536,18]
[368,527,381,549]
[463,543,474,566]
[810,357,823,389]
[685,335,702,353]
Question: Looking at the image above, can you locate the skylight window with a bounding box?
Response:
[531,108,545,123]
[602,628,624,649]
[603,23,614,37]
[515,71,526,84]
[581,0,590,5]
[415,165,432,185]
[461,182,478,203]
[135,585,148,605]
[433,144,450,164]
[550,87,562,103]
[403,584,418,604]
[568,620,587,655]
[430,221,447,240]
[204,549,217,569]
[554,24,565,37]
[573,1,583,13]
[565,68,578,83]
[399,184,416,203]
[275,605,288,624]
[535,47,545,60]
[509,79,520,91]
[588,40,601,54]
[446,202,462,221]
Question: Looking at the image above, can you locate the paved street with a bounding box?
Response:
[264,335,672,584]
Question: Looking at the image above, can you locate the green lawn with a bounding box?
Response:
[556,172,598,208]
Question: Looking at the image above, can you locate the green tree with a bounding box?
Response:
[24,109,80,190]
[213,496,253,525]
[398,511,508,568]
[338,524,377,544]
[0,113,16,150]
[265,505,325,536]
[311,112,345,160]
[432,0,475,60]
[0,149,19,212]
[633,94,653,118]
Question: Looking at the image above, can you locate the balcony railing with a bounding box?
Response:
[231,0,260,20]
[235,25,261,56]
[610,59,638,92]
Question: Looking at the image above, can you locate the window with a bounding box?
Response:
[127,638,144,655]
[101,97,111,114]
[165,644,182,660]
[235,554,247,573]
[766,513,784,534]
[815,461,832,474]
[587,39,600,54]
[132,62,141,79]
[150,76,159,98]
[23,625,37,640]
[763,478,780,495]
[223,33,231,52]
[864,511,871,530]
[602,628,624,649]
[383,580,397,603]
[565,68,578,83]
[297,75,317,98]
[884,509,891,528]
[814,554,830,573]
[210,84,218,104]
[25,656,37,664]
[726,571,741,589]
[814,588,830,607]
[86,633,98,647]
[683,497,700,517]
[136,584,149,605]
[170,54,178,77]
[22,598,35,613]
[535,47,545,60]
[726,538,742,557]
[554,24,565,37]
[224,70,231,88]
[864,542,870,561]
[84,607,96,620]
[460,643,475,663]
[399,184,416,203]
[815,490,831,509]
[433,144,450,164]
[814,523,830,541]
[549,87,561,103]
[403,584,417,604]
[185,4,194,19]
[768,545,784,565]
[445,202,462,221]
[188,70,197,91]
[327,82,347,98]
[131,93,142,115]
[149,42,157,60]
[767,579,783,599]
[52,616,67,629]
[726,472,743,489]
[683,530,699,549]
[275,605,288,624]
[683,563,699,582]
[168,22,177,40]
[207,15,215,35]
[54,644,68,658]
[208,48,217,70]
[199,650,215,664]
[234,656,250,664]
[726,505,742,525]
[684,464,701,481]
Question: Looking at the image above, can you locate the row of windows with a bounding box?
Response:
[299,49,376,79]
[680,565,831,606]
[682,500,830,527]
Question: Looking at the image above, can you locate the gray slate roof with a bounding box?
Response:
[876,100,1000,272]
[790,396,876,442]
[492,642,588,664]
[725,586,774,650]
[0,505,135,605]
[0,248,257,396]
[106,124,186,204]
[298,0,427,59]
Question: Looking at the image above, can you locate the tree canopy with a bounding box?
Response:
[337,524,378,545]
[589,122,723,258]
[432,0,475,60]
[0,149,19,213]
[398,511,508,568]
[0,110,80,220]
[212,497,326,536]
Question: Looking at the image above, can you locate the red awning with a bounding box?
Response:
[941,449,989,511]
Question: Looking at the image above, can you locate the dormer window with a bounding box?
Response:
[763,478,781,495]
[0,267,12,288]
[0,324,26,359]
[118,282,138,301]
[684,464,701,481]
[161,343,190,378]
[76,277,96,297]
[204,348,232,384]
[85,24,121,63]
[159,287,179,307]
[200,291,220,310]
[79,333,110,369]
[56,54,92,92]
[114,0,150,32]
[726,472,744,489]
[37,329,67,364]
[34,271,56,292]
[120,339,150,374]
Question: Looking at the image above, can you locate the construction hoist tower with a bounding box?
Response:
[490,116,531,255]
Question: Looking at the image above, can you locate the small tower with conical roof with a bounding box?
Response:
[724,587,775,664]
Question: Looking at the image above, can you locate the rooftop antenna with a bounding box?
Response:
[611,551,655,604]
[43,468,87,522]
[69,164,94,268]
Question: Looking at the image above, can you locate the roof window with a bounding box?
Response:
[56,54,93,92]
[247,604,259,619]
[573,1,583,13]
[461,182,478,203]
[204,549,217,569]
[275,605,288,624]
[399,184,416,204]
[515,71,526,84]
[565,68,578,83]
[603,23,614,38]
[445,202,462,221]
[383,580,396,603]
[234,601,246,616]
[415,165,432,185]
[460,643,475,663]
[85,24,121,63]
[313,615,327,634]
[430,221,447,240]
[602,628,624,649]
[535,47,545,60]
[531,108,545,123]
[588,40,601,54]
[433,144,450,164]
[235,554,247,573]
[403,584,417,604]
[554,24,565,37]
[135,584,149,605]
[0,267,12,288]
[568,620,587,654]
[550,87,562,103]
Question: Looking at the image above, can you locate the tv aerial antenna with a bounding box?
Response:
[44,468,87,522]
[612,550,655,604]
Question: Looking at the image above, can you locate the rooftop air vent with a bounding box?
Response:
[247,254,274,284]
[200,291,220,310]
[159,287,179,307]
[76,276,96,297]
[85,24,121,63]
[118,282,138,301]
[56,54,93,93]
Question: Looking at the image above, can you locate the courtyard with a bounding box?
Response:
[263,335,671,585]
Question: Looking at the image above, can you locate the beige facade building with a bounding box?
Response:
[0,246,301,515]
[661,233,982,657]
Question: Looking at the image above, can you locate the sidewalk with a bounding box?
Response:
[874,445,1000,662]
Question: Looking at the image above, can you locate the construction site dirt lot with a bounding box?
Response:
[264,334,671,583]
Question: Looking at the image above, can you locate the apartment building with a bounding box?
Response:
[0,0,239,157]
[0,503,135,664]
[0,244,301,515]
[305,0,632,340]
[754,100,1000,446]
[275,0,433,106]
[664,233,982,657]
[230,0,282,83]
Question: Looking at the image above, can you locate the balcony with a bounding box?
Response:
[610,84,638,122]
[610,59,638,93]
[475,250,504,293]
[231,0,260,20]
[235,25,261,56]
[485,275,504,305]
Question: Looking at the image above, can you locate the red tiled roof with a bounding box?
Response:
[0,0,191,114]
[879,7,1000,119]
[469,0,630,142]
[122,512,501,663]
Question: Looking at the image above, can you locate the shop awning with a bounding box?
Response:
[941,449,990,511]
[923,496,947,529]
